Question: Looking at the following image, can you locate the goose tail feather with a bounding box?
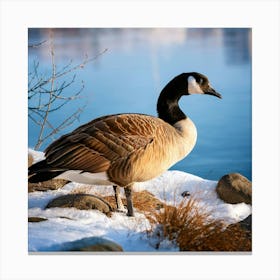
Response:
[28,160,65,183]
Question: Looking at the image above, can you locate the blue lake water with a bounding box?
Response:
[28,28,252,181]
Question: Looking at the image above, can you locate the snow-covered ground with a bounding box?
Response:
[28,149,251,252]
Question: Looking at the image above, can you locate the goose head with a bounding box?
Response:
[186,72,222,98]
[157,72,221,124]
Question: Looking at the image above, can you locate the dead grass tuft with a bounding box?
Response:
[147,197,251,251]
[70,185,93,195]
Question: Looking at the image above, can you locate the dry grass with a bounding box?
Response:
[130,190,164,212]
[70,185,94,195]
[147,197,251,251]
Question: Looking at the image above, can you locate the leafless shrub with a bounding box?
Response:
[28,30,107,150]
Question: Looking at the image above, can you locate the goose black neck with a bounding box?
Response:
[157,80,187,125]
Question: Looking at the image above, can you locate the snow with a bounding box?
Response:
[28,150,251,252]
[28,148,45,163]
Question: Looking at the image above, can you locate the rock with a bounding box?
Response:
[52,237,123,252]
[238,214,252,232]
[181,190,191,198]
[216,173,252,204]
[46,194,113,216]
[28,217,48,222]
[28,179,68,192]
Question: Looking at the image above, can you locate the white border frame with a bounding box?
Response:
[1,1,279,279]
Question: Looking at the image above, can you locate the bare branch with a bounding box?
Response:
[35,32,56,149]
[38,106,85,146]
[43,48,108,85]
[55,59,73,76]
[28,112,43,127]
[29,77,84,112]
[28,108,56,131]
[28,39,47,48]
[28,31,107,150]
[28,48,107,94]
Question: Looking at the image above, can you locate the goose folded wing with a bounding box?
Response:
[44,130,153,174]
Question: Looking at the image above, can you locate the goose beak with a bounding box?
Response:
[205,87,222,99]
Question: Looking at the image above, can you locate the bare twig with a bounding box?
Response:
[28,39,47,48]
[28,48,107,94]
[35,33,56,150]
[54,50,107,79]
[29,108,56,131]
[39,106,85,145]
[28,31,107,150]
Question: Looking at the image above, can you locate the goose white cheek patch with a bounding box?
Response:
[188,76,204,94]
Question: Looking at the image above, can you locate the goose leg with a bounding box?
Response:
[124,185,134,217]
[113,185,126,212]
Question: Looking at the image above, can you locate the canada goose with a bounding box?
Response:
[29,72,221,216]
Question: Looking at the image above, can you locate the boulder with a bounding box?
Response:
[46,193,113,216]
[52,237,123,252]
[28,179,68,192]
[216,173,252,204]
[238,214,252,232]
[28,217,48,222]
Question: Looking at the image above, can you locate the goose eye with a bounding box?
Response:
[199,78,204,85]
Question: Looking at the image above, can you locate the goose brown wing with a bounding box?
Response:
[44,114,157,173]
